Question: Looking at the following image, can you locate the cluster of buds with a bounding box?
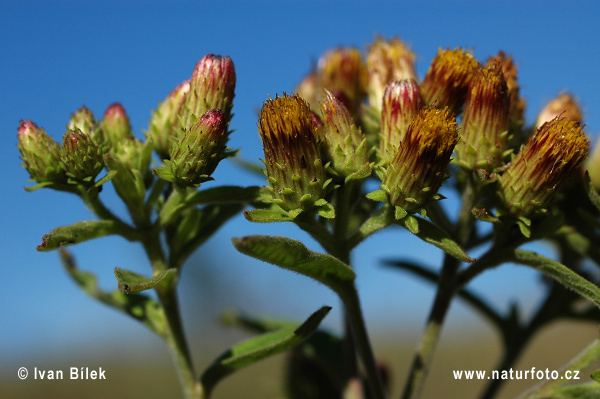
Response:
[152,54,236,188]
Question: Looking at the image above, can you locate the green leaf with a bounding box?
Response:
[407,218,475,263]
[37,220,120,251]
[512,250,600,309]
[114,267,178,294]
[200,306,331,396]
[232,235,356,290]
[592,370,600,383]
[60,250,166,336]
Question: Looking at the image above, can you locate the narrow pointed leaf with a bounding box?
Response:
[60,250,166,336]
[232,235,355,288]
[94,169,118,187]
[37,220,120,251]
[512,250,600,309]
[114,267,177,294]
[201,306,331,396]
[407,217,474,262]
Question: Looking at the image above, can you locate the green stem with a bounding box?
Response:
[141,224,201,398]
[157,288,203,399]
[337,282,387,399]
[402,177,478,399]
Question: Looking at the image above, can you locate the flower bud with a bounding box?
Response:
[168,109,228,187]
[60,130,105,183]
[317,47,367,117]
[366,36,417,113]
[111,137,149,173]
[180,54,236,131]
[455,64,510,171]
[296,70,320,113]
[320,90,368,178]
[147,80,191,160]
[17,120,65,183]
[499,117,589,217]
[535,93,583,129]
[381,107,458,213]
[486,51,525,128]
[258,93,327,212]
[420,48,481,115]
[67,106,103,146]
[101,103,133,146]
[380,79,422,161]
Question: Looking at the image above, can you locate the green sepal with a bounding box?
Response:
[94,169,118,187]
[403,214,419,233]
[516,216,532,238]
[244,208,297,223]
[402,217,475,263]
[585,171,600,212]
[345,162,372,183]
[200,306,331,397]
[395,206,408,221]
[23,181,56,192]
[60,250,166,337]
[366,189,387,202]
[114,267,178,294]
[153,162,176,183]
[37,220,121,251]
[232,235,356,289]
[315,200,335,219]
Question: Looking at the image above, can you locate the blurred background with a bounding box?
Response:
[2,1,600,398]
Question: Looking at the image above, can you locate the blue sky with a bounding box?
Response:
[2,0,600,376]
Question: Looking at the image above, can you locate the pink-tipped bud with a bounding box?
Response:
[167,109,229,187]
[536,93,583,129]
[317,47,367,117]
[67,106,103,146]
[380,80,422,161]
[60,130,105,183]
[101,103,133,146]
[181,54,236,131]
[366,36,417,113]
[17,121,65,183]
[147,80,191,160]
